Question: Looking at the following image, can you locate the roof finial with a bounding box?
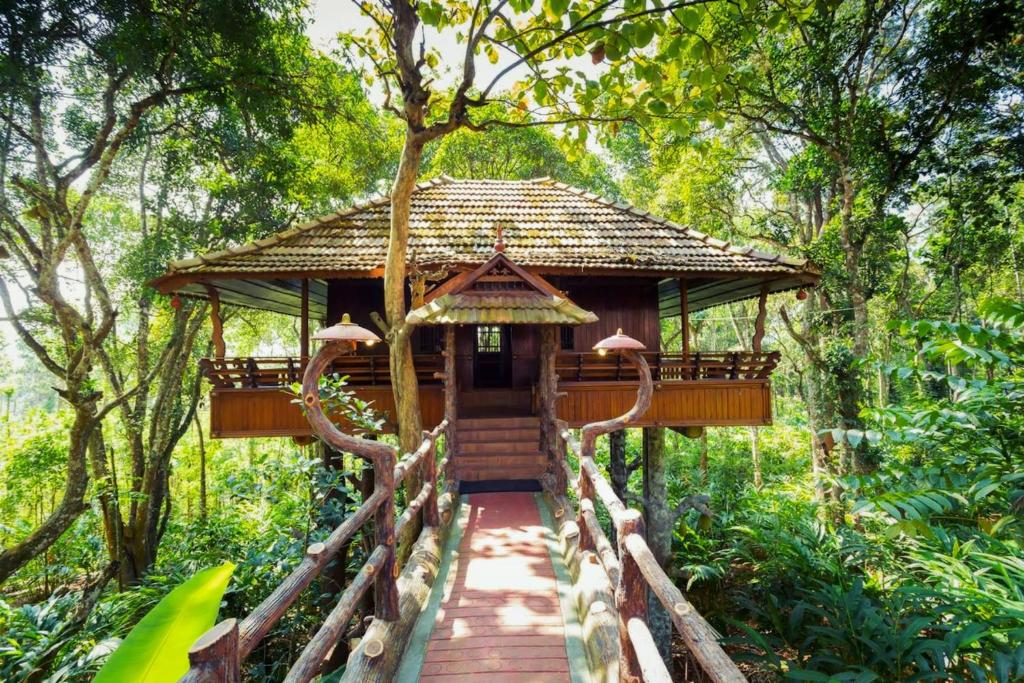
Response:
[494,223,506,252]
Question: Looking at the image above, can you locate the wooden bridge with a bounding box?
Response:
[180,339,748,682]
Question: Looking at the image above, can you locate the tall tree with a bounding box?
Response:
[651,0,1022,478]
[0,0,338,584]
[342,0,726,555]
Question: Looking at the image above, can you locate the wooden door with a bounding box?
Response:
[473,324,512,388]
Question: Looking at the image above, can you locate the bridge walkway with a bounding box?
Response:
[397,492,589,682]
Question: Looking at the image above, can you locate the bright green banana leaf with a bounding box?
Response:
[94,562,235,683]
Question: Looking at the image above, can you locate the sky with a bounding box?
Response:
[305,0,558,103]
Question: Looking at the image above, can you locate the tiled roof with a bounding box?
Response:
[159,177,815,279]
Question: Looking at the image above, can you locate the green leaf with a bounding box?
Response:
[543,0,569,22]
[94,562,235,683]
[633,22,655,48]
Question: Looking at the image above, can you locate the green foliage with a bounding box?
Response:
[292,373,388,436]
[422,117,619,197]
[93,563,235,683]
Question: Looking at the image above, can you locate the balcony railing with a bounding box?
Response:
[557,351,780,382]
[199,351,780,389]
[199,354,445,389]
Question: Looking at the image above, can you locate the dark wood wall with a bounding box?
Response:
[325,274,663,366]
[554,277,661,351]
[327,278,442,355]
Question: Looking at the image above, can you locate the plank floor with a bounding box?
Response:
[419,492,572,682]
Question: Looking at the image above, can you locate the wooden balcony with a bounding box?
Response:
[200,351,779,438]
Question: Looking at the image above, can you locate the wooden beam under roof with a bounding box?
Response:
[177,278,328,318]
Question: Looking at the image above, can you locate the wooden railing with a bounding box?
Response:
[181,419,449,683]
[556,421,746,683]
[556,351,780,382]
[200,351,779,390]
[199,354,444,389]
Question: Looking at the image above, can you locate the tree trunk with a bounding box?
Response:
[608,429,628,546]
[386,132,426,565]
[641,427,672,666]
[699,430,708,484]
[750,426,762,489]
[195,412,208,522]
[0,406,95,584]
[609,429,628,502]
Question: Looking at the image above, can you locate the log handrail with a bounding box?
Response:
[557,351,746,683]
[198,351,781,390]
[180,413,448,682]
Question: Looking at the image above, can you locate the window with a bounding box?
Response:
[476,325,502,353]
[560,326,575,350]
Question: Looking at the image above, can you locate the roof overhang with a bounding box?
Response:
[658,273,816,317]
[169,277,328,318]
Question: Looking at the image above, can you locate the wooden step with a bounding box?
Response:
[456,416,539,430]
[459,440,541,454]
[459,427,539,443]
[456,465,548,481]
[454,453,548,468]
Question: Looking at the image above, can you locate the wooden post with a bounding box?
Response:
[301,339,402,622]
[678,278,689,358]
[616,510,647,682]
[442,325,457,484]
[373,447,399,621]
[300,278,310,363]
[421,429,440,527]
[752,282,769,353]
[577,466,595,552]
[554,421,569,496]
[187,618,240,683]
[538,325,560,490]
[205,285,226,361]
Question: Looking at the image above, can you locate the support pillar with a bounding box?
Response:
[752,282,769,353]
[206,285,225,360]
[678,278,690,357]
[442,325,458,485]
[538,326,560,493]
[300,278,310,363]
[643,426,673,667]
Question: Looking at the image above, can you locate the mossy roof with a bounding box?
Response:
[151,177,819,316]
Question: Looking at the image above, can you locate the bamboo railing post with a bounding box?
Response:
[554,429,568,496]
[616,511,647,683]
[373,447,399,621]
[442,325,458,484]
[577,462,596,552]
[187,618,240,683]
[421,429,440,527]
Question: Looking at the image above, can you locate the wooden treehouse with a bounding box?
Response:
[156,178,818,682]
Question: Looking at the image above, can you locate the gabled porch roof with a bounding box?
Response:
[406,251,597,326]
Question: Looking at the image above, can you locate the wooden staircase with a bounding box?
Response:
[453,416,547,481]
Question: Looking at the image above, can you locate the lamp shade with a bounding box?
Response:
[593,328,646,352]
[312,313,382,344]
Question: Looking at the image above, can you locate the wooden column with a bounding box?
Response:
[442,325,457,484]
[752,282,769,353]
[206,286,226,360]
[616,510,647,682]
[300,278,310,363]
[538,325,560,492]
[678,278,690,357]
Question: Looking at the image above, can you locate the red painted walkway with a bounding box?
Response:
[420,492,571,682]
